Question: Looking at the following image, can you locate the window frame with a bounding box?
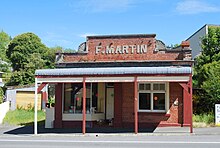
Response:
[138,82,168,113]
[62,83,98,114]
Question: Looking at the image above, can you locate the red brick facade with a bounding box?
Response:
[62,35,189,63]
[113,82,184,128]
[52,34,192,132]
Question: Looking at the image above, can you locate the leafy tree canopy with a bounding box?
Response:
[0,31,11,61]
[6,32,50,71]
[193,26,220,113]
[6,32,56,85]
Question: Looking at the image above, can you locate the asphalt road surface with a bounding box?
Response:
[0,134,220,148]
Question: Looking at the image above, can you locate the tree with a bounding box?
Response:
[6,32,55,85]
[193,26,220,113]
[201,61,220,111]
[0,31,11,61]
[7,32,50,71]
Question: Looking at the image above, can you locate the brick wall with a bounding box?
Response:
[119,82,183,128]
[63,36,182,62]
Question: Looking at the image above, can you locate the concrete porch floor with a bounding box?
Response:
[1,124,192,135]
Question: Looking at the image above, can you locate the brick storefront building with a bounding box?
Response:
[35,34,193,134]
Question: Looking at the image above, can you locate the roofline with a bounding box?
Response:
[186,24,220,41]
[36,73,191,78]
[86,34,156,40]
[186,24,207,41]
[56,60,194,64]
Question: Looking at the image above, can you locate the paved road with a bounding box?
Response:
[0,134,220,148]
[1,126,220,148]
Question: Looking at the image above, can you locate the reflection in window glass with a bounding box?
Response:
[153,93,165,110]
[139,93,151,110]
[64,83,98,114]
[138,83,167,112]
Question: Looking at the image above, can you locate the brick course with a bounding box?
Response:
[63,36,184,63]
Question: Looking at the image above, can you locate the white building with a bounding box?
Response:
[186,24,220,59]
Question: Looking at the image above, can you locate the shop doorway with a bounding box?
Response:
[106,85,114,120]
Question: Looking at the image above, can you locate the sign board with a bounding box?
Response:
[95,44,148,55]
[215,104,220,125]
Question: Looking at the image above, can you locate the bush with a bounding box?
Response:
[0,87,4,104]
[193,113,215,124]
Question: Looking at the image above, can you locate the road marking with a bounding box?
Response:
[0,139,220,144]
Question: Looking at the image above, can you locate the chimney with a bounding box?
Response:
[181,41,190,48]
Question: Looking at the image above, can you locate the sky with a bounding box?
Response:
[0,0,220,50]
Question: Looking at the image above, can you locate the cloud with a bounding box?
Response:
[176,0,220,14]
[73,0,136,13]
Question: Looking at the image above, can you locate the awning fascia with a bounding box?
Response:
[36,76,190,83]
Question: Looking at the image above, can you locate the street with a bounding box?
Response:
[0,134,220,148]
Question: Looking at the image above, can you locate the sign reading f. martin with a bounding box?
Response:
[95,44,148,55]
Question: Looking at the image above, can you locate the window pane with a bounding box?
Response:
[139,84,145,90]
[92,83,98,108]
[64,83,93,114]
[139,84,150,90]
[153,93,165,110]
[160,84,165,90]
[153,84,165,90]
[145,84,151,90]
[139,93,151,110]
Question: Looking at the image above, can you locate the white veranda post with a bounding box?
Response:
[34,78,38,135]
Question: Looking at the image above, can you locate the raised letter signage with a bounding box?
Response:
[95,44,148,55]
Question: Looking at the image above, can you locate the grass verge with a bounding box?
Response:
[193,113,215,128]
[3,109,45,126]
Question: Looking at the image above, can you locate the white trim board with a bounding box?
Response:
[37,76,189,83]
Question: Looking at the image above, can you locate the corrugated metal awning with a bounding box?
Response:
[35,67,191,76]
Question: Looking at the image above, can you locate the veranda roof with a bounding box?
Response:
[35,66,191,76]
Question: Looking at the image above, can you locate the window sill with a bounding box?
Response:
[138,110,166,113]
[138,111,170,116]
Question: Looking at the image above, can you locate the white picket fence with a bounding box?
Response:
[0,101,10,124]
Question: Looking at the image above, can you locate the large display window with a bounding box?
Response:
[63,83,99,114]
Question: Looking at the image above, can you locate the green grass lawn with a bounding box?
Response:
[3,109,45,126]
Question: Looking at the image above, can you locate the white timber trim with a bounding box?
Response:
[36,76,189,83]
[137,76,189,82]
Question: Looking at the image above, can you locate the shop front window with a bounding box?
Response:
[138,83,166,112]
[63,83,99,114]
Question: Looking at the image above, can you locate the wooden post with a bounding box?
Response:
[82,77,86,134]
[34,78,38,135]
[179,75,193,133]
[134,76,138,134]
[189,74,193,133]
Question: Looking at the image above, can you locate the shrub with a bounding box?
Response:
[0,87,4,104]
[193,113,215,124]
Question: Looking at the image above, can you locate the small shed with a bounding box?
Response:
[6,85,48,110]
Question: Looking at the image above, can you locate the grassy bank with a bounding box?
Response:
[193,113,215,127]
[3,109,45,126]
